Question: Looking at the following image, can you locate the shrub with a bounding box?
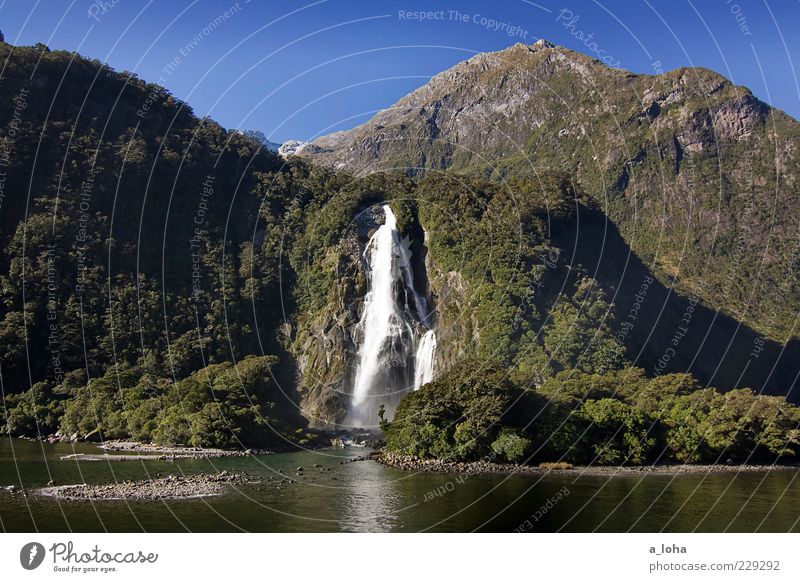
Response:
[491,428,533,463]
[4,382,64,437]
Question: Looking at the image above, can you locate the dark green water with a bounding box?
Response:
[1,438,799,532]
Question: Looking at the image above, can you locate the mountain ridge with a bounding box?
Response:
[298,40,800,348]
[1,39,800,464]
[304,40,776,172]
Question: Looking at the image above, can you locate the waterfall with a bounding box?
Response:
[349,204,437,427]
[413,330,437,390]
[350,205,411,417]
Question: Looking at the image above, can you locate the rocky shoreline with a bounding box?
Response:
[58,440,273,461]
[38,471,253,501]
[37,437,356,461]
[376,452,800,477]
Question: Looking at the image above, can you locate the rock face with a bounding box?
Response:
[300,41,800,345]
[237,129,281,152]
[425,265,474,370]
[291,205,438,427]
[291,224,365,427]
[290,202,475,427]
[279,139,319,158]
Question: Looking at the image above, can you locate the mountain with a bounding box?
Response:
[234,131,312,159]
[0,41,315,446]
[236,129,281,152]
[278,139,310,157]
[299,40,800,352]
[2,39,799,465]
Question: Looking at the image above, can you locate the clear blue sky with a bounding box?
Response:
[1,0,798,142]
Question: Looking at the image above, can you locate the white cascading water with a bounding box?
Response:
[349,205,436,426]
[350,205,409,415]
[413,330,437,390]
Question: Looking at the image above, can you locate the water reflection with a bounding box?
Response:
[2,439,799,532]
[338,456,403,532]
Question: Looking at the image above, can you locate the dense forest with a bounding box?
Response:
[386,363,800,465]
[1,41,799,464]
[0,41,314,448]
[385,175,800,465]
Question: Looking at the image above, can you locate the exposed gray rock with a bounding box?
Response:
[38,472,253,501]
[298,40,800,347]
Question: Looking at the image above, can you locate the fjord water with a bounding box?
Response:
[2,439,799,533]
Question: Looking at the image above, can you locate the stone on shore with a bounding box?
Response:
[38,472,253,501]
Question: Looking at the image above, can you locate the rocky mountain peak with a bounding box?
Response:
[299,40,800,349]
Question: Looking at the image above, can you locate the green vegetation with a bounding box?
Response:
[0,42,425,444]
[386,363,800,465]
[415,173,625,380]
[0,41,325,446]
[5,356,309,448]
[305,43,800,345]
[1,40,798,464]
